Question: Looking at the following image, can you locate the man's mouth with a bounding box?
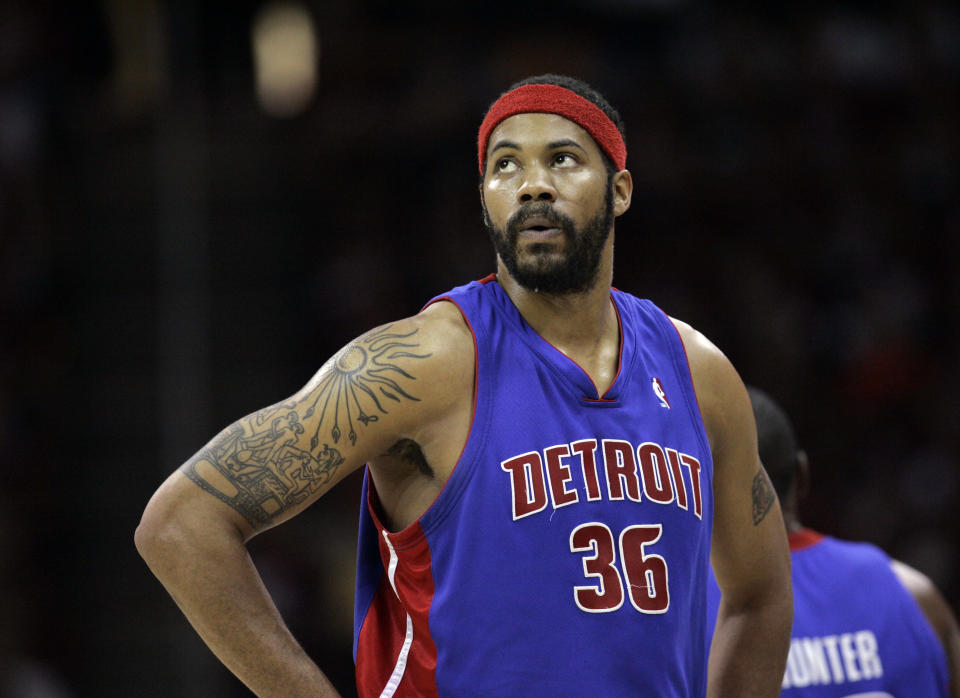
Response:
[518,225,562,241]
[515,214,563,240]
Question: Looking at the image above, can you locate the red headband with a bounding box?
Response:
[477,83,627,173]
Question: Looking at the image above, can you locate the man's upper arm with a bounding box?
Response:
[152,309,472,540]
[671,318,791,604]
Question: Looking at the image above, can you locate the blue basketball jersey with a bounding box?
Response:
[706,530,950,697]
[354,275,714,697]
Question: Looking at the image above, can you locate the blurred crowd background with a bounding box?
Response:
[1,0,957,695]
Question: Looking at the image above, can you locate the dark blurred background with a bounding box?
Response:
[1,0,957,695]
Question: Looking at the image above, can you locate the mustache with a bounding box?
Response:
[506,202,575,236]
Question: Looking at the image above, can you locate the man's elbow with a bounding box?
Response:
[134,477,209,571]
[134,491,183,570]
[134,476,247,573]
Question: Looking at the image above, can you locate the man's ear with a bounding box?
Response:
[612,169,633,217]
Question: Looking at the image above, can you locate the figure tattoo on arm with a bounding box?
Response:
[751,468,776,526]
[180,325,432,527]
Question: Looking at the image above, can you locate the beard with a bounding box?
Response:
[482,183,614,294]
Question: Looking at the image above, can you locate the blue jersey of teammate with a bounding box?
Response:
[353,275,715,696]
[706,529,950,697]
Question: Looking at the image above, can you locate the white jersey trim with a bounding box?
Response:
[379,531,414,698]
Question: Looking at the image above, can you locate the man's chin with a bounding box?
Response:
[511,264,597,295]
[516,247,567,268]
[512,257,565,282]
[515,236,568,256]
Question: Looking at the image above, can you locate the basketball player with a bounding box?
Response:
[707,386,960,697]
[136,74,792,696]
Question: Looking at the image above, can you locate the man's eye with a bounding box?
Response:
[497,159,517,173]
[554,153,576,167]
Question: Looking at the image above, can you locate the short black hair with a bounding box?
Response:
[746,386,800,501]
[481,73,626,175]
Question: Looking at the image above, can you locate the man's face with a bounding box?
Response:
[481,113,616,294]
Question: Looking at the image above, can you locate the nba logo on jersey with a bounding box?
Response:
[652,377,671,408]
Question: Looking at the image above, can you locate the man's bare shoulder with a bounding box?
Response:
[891,558,954,626]
[316,302,474,415]
[408,299,475,391]
[666,316,738,407]
[416,299,475,352]
[891,558,938,598]
[335,301,475,424]
[666,316,753,460]
[668,316,727,368]
[891,558,960,680]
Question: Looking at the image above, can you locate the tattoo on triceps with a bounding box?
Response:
[179,324,431,527]
[751,468,776,526]
[181,410,346,527]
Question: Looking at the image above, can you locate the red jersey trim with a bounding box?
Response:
[355,573,415,697]
[355,522,440,697]
[788,528,825,551]
[355,291,485,694]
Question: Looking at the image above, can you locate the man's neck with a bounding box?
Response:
[498,261,614,343]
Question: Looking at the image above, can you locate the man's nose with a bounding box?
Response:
[517,164,557,203]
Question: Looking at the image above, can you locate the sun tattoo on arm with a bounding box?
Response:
[180,324,432,527]
[751,467,776,526]
[304,325,430,448]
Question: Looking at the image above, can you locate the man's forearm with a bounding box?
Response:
[706,597,792,698]
[135,496,338,697]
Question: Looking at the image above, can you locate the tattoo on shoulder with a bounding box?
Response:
[304,324,431,448]
[751,468,776,526]
[179,324,432,527]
